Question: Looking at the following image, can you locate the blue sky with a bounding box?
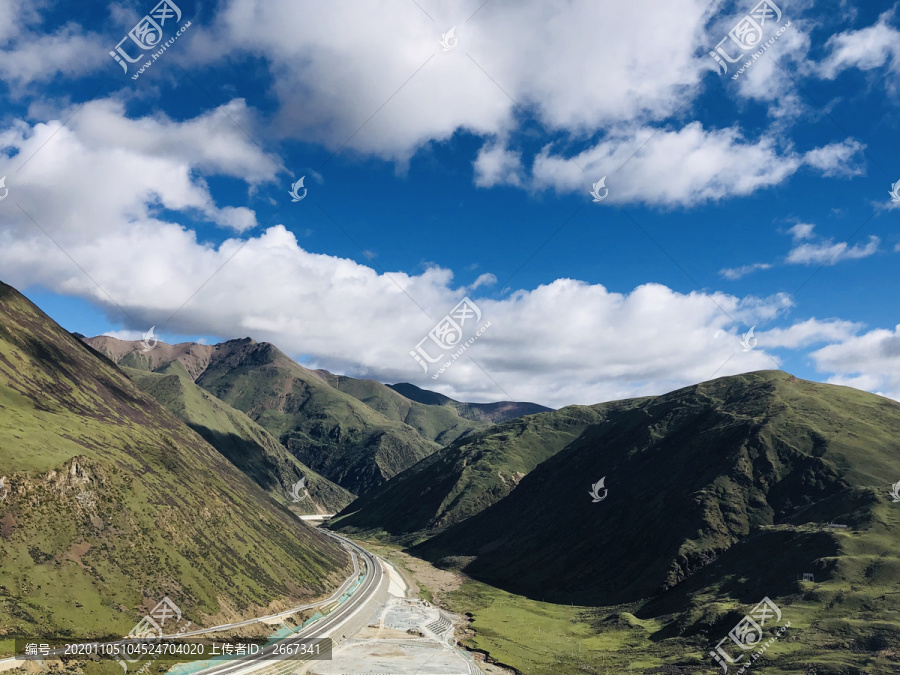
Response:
[1,0,899,407]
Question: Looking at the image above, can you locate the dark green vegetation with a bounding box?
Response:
[87,336,548,495]
[0,282,349,650]
[117,365,354,514]
[335,372,900,673]
[384,382,551,426]
[85,336,439,495]
[330,399,646,540]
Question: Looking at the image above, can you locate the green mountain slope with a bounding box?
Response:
[329,399,645,541]
[312,373,485,446]
[312,376,552,446]
[118,365,354,514]
[86,338,551,497]
[387,382,552,425]
[0,282,349,645]
[409,371,900,607]
[85,337,440,494]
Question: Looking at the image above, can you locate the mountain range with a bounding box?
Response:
[0,280,546,643]
[333,371,900,604]
[83,335,549,496]
[329,371,900,672]
[4,276,899,673]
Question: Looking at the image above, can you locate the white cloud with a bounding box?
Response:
[803,139,866,177]
[0,0,834,210]
[99,329,149,342]
[1,1,895,410]
[730,17,810,120]
[0,0,107,87]
[466,273,497,292]
[0,98,271,239]
[811,324,900,401]
[474,142,524,187]
[720,262,772,280]
[720,221,880,283]
[786,236,879,265]
[819,11,900,80]
[788,222,815,240]
[183,0,711,164]
[531,122,802,205]
[753,318,863,349]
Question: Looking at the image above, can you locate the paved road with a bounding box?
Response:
[187,529,385,675]
[175,532,361,638]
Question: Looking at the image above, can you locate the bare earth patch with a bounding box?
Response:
[374,547,463,605]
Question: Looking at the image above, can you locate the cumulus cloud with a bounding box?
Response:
[811,324,900,401]
[530,123,803,205]
[819,10,900,80]
[788,222,815,240]
[474,141,524,187]
[719,221,880,283]
[4,216,788,408]
[1,1,894,409]
[803,139,866,177]
[466,273,497,292]
[753,318,863,349]
[0,98,271,239]
[0,0,108,87]
[729,15,809,120]
[182,0,711,163]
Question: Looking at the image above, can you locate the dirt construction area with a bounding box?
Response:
[295,561,482,675]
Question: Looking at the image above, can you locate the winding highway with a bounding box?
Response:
[187,529,386,675]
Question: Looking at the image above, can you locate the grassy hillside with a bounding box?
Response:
[311,375,552,446]
[388,382,552,425]
[313,373,486,446]
[0,282,349,649]
[85,337,441,495]
[119,365,354,514]
[412,372,900,606]
[342,371,900,673]
[191,340,441,494]
[329,399,646,541]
